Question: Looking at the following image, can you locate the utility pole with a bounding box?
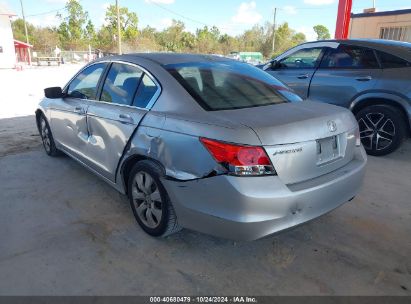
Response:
[272,7,277,54]
[19,0,31,65]
[116,0,122,54]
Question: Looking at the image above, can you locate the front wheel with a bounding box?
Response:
[38,114,60,156]
[356,105,406,156]
[128,160,181,237]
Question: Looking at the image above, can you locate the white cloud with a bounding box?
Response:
[283,6,297,15]
[297,26,317,42]
[27,14,59,27]
[231,1,262,25]
[145,0,175,4]
[303,0,334,5]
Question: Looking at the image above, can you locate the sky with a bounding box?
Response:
[3,0,411,41]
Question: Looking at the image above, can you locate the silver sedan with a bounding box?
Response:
[36,53,367,240]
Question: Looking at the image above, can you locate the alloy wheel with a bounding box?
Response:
[40,118,51,153]
[358,112,396,151]
[131,171,163,229]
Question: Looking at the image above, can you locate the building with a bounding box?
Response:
[0,4,16,68]
[349,8,411,42]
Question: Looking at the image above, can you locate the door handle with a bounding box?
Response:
[74,106,85,114]
[356,76,372,81]
[119,113,134,123]
[297,74,309,79]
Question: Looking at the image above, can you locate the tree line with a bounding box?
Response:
[12,0,331,58]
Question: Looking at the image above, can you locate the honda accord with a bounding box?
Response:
[36,53,367,240]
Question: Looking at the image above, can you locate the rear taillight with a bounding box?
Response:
[200,137,276,176]
[355,127,361,147]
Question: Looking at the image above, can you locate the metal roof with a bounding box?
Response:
[0,4,16,16]
[14,39,33,48]
[351,8,411,19]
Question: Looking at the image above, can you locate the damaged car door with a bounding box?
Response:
[85,62,160,181]
[50,62,108,160]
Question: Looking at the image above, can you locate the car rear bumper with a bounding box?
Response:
[163,146,367,241]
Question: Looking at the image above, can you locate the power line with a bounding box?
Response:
[145,0,243,33]
[25,7,65,17]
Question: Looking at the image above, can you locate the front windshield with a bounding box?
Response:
[165,61,302,111]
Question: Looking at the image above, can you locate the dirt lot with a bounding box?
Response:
[0,66,410,295]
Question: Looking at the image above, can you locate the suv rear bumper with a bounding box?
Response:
[164,146,367,241]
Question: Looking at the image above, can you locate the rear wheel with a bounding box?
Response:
[356,105,406,156]
[38,114,60,156]
[128,160,181,237]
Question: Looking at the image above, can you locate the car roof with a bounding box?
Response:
[300,39,411,61]
[302,38,411,47]
[119,53,235,66]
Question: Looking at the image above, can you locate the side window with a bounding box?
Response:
[132,74,159,108]
[176,67,203,91]
[277,47,323,69]
[67,63,107,99]
[321,45,379,69]
[377,51,410,69]
[100,63,143,105]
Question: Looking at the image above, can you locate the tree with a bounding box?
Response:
[134,26,161,52]
[32,27,60,54]
[196,26,220,53]
[12,2,313,59]
[57,0,89,49]
[104,5,138,41]
[219,33,239,55]
[313,25,331,40]
[292,32,306,45]
[271,22,306,57]
[12,19,59,55]
[85,20,96,44]
[157,20,190,52]
[12,18,35,43]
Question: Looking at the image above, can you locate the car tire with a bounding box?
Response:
[356,105,406,156]
[38,114,60,157]
[128,160,182,237]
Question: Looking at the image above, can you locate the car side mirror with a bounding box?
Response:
[44,87,64,99]
[263,60,279,71]
[271,60,280,69]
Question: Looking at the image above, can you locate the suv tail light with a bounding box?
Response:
[200,137,276,176]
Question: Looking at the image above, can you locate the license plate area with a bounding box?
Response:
[316,135,342,165]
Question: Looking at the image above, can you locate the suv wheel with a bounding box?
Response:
[127,160,182,237]
[356,105,406,156]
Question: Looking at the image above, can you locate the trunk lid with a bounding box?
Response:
[211,101,358,185]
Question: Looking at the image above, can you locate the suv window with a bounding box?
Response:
[100,63,143,105]
[67,63,107,99]
[277,47,324,69]
[321,45,379,69]
[132,74,158,108]
[377,51,410,68]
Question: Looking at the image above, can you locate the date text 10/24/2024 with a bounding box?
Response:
[149,297,258,303]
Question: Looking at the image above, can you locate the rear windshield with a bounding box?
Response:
[165,61,301,111]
